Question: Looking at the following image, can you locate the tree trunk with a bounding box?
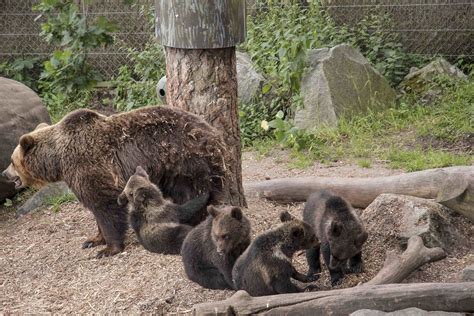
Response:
[165,47,246,207]
[244,166,474,221]
[192,282,474,315]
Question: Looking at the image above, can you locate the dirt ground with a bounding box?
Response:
[1,151,472,314]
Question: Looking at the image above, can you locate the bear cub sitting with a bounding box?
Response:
[232,211,319,296]
[181,205,251,290]
[303,190,368,286]
[118,166,209,254]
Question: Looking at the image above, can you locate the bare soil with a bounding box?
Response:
[1,151,472,314]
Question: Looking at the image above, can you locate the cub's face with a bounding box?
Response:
[209,206,249,255]
[280,211,320,251]
[326,220,368,269]
[2,124,50,190]
[117,166,162,207]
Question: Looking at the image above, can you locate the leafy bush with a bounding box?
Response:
[0,56,43,91]
[34,0,116,95]
[113,41,165,111]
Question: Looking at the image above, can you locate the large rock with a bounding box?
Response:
[294,44,396,129]
[236,51,266,104]
[0,77,51,201]
[16,182,74,218]
[351,308,463,316]
[362,194,465,252]
[402,58,467,94]
[461,264,474,282]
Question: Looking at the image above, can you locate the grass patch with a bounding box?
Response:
[46,193,77,213]
[258,77,473,171]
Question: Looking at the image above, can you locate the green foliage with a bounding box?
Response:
[46,193,77,213]
[0,56,43,90]
[113,41,165,111]
[34,0,116,95]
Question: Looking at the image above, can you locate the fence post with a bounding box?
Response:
[155,0,247,207]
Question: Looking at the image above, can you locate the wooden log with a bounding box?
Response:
[192,282,474,315]
[365,235,446,285]
[244,166,474,221]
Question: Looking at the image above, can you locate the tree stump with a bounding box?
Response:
[165,47,246,207]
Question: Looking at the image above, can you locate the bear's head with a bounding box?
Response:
[279,211,320,252]
[117,166,164,208]
[2,123,54,190]
[208,205,251,256]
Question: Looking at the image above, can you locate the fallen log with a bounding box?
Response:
[366,235,446,285]
[244,166,474,221]
[192,282,474,315]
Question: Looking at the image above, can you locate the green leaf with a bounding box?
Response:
[261,83,272,94]
[276,110,284,119]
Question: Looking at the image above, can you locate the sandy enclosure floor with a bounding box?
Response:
[1,151,473,314]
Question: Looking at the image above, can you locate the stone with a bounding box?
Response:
[351,308,463,316]
[0,77,51,201]
[16,182,74,218]
[236,51,266,104]
[461,264,474,282]
[294,44,396,129]
[362,194,465,252]
[402,58,467,94]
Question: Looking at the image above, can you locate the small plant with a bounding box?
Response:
[0,56,43,90]
[46,193,76,213]
[3,198,13,207]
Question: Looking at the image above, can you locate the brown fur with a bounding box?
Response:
[2,106,230,258]
[303,190,368,286]
[117,166,209,254]
[232,211,319,296]
[181,205,251,290]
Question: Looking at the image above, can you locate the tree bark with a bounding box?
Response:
[192,282,474,315]
[244,166,474,221]
[165,47,246,207]
[366,236,446,285]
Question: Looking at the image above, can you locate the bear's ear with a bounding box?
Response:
[35,122,49,130]
[19,135,35,153]
[117,192,128,206]
[328,220,343,237]
[207,205,220,218]
[135,166,149,179]
[290,226,304,239]
[230,207,242,221]
[356,230,368,247]
[280,211,294,223]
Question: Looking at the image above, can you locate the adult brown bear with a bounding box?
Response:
[2,106,231,258]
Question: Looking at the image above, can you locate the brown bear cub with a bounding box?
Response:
[117,166,209,254]
[232,211,319,296]
[181,205,251,290]
[303,190,368,286]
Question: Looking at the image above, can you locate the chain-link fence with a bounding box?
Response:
[1,0,472,80]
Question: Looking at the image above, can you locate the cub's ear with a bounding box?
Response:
[328,221,343,237]
[135,166,149,179]
[19,135,35,153]
[35,122,49,130]
[280,211,294,223]
[290,226,304,239]
[356,230,368,247]
[117,192,128,206]
[230,207,242,221]
[207,205,220,218]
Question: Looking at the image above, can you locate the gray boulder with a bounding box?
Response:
[362,194,465,252]
[16,182,74,217]
[294,44,396,129]
[351,308,463,316]
[236,51,266,104]
[461,264,474,282]
[0,77,51,201]
[402,58,467,94]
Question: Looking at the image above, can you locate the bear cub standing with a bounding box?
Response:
[118,166,209,254]
[181,205,251,290]
[303,190,368,286]
[232,211,319,296]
